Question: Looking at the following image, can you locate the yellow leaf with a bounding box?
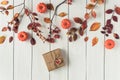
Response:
[90,22,101,31]
[1,1,9,5]
[92,37,98,46]
[58,12,67,17]
[0,36,6,44]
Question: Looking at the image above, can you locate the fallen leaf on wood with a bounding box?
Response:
[0,36,6,44]
[92,37,98,46]
[90,22,101,31]
[1,1,9,5]
[58,12,67,17]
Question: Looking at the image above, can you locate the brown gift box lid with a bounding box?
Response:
[43,48,65,71]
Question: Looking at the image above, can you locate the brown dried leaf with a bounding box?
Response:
[46,3,54,10]
[9,36,13,43]
[91,10,96,18]
[84,13,90,20]
[90,0,97,3]
[86,4,95,9]
[7,5,14,10]
[0,6,6,10]
[44,17,51,23]
[92,37,98,46]
[14,13,19,18]
[105,9,113,14]
[73,17,83,24]
[5,10,9,15]
[58,12,67,17]
[68,33,77,42]
[70,27,77,32]
[0,36,6,44]
[25,8,30,16]
[113,33,119,39]
[78,27,84,36]
[90,22,101,31]
[84,36,89,42]
[115,6,120,15]
[30,38,36,45]
[98,0,104,4]
[2,27,8,32]
[112,16,118,22]
[1,1,9,5]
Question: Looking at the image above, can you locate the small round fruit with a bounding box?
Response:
[37,3,47,13]
[61,19,71,29]
[104,39,115,49]
[18,31,28,41]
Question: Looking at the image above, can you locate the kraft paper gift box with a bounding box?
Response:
[43,48,65,71]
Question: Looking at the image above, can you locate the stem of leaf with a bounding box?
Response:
[49,0,67,35]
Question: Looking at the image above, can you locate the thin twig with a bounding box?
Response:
[14,3,24,7]
[49,0,67,34]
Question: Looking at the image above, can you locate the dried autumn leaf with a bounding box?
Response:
[84,36,89,42]
[1,1,8,5]
[0,36,6,44]
[30,38,36,45]
[58,12,67,17]
[14,13,19,18]
[115,6,120,15]
[44,17,51,23]
[5,10,9,15]
[2,27,8,32]
[86,4,95,9]
[90,22,101,31]
[98,0,104,4]
[7,5,14,10]
[25,8,30,16]
[70,27,77,32]
[106,19,111,24]
[92,37,98,46]
[112,16,118,22]
[73,17,83,24]
[0,6,6,10]
[113,33,119,39]
[46,3,54,10]
[78,27,84,36]
[84,13,90,20]
[9,36,13,43]
[105,9,113,14]
[91,10,96,18]
[90,0,96,3]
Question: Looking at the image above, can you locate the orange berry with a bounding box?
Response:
[104,39,115,49]
[61,19,71,29]
[37,3,47,13]
[18,31,28,41]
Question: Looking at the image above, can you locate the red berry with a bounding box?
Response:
[37,3,47,13]
[18,31,28,41]
[104,39,115,49]
[61,19,71,29]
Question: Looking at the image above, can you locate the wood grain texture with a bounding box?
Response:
[0,0,120,80]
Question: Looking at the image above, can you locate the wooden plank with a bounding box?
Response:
[50,0,68,80]
[32,0,50,80]
[86,0,105,80]
[13,0,32,80]
[0,0,13,80]
[105,1,120,80]
[69,0,86,80]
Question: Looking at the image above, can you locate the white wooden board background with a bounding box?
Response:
[0,0,120,80]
